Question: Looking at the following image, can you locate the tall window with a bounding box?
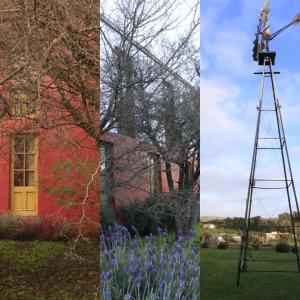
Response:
[13,135,36,187]
[148,153,162,194]
[100,142,113,203]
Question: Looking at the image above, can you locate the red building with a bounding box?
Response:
[0,0,100,232]
[0,124,99,225]
[100,132,180,213]
[0,76,99,229]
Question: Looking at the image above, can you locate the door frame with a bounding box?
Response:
[10,134,39,216]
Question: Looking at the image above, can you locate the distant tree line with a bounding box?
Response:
[210,212,300,232]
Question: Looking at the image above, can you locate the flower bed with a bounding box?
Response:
[100,224,200,299]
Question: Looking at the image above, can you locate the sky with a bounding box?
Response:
[200,0,300,218]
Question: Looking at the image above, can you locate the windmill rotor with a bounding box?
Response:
[252,1,300,64]
[293,13,300,25]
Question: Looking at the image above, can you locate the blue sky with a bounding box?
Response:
[200,0,300,217]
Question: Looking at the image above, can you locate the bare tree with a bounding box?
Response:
[100,0,199,235]
[0,0,100,238]
[0,0,100,144]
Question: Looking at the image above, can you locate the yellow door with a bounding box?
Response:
[11,135,38,216]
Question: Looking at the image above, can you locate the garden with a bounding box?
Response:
[100,199,200,300]
[0,214,99,300]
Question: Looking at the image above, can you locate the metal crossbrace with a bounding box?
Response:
[236,55,300,286]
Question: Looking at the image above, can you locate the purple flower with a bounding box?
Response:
[101,270,112,281]
[107,249,116,266]
[192,247,200,255]
[192,267,200,277]
[179,278,185,289]
[103,290,112,298]
[144,261,153,272]
[135,273,143,287]
[130,238,139,249]
[164,272,172,282]
[178,235,185,243]
[189,228,196,238]
[158,227,168,237]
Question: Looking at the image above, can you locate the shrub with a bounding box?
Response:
[0,214,23,239]
[100,202,117,234]
[217,241,228,249]
[120,195,176,236]
[291,246,299,254]
[275,242,290,253]
[100,224,200,299]
[201,241,209,248]
[0,213,71,241]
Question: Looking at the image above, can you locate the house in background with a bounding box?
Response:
[100,132,182,215]
[203,224,216,229]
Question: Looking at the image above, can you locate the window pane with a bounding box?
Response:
[14,136,24,153]
[100,145,106,172]
[25,137,35,153]
[14,154,24,170]
[25,155,35,169]
[25,171,35,186]
[14,171,24,186]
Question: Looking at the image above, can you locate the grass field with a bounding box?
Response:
[201,247,300,300]
[0,240,99,300]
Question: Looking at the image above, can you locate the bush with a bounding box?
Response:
[120,195,176,236]
[0,213,71,241]
[291,246,299,254]
[275,242,290,253]
[217,241,228,249]
[201,241,209,248]
[100,202,117,234]
[0,214,22,239]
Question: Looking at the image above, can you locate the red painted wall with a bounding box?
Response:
[100,132,180,210]
[0,123,99,228]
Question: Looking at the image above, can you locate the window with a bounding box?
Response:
[13,135,36,187]
[148,153,162,194]
[10,92,37,119]
[100,142,113,203]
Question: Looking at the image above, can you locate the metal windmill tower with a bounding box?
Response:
[237,1,300,286]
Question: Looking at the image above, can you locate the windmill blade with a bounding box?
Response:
[261,0,270,23]
[262,0,270,11]
[293,13,300,25]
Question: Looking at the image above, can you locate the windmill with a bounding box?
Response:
[237,0,300,286]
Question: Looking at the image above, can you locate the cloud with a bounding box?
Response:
[200,0,300,218]
[203,29,255,76]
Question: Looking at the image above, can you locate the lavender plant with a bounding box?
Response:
[100,224,200,299]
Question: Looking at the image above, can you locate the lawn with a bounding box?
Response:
[0,240,99,300]
[201,247,300,300]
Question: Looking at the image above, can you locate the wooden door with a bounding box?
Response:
[11,135,38,215]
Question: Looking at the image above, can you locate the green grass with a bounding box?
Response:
[201,247,300,300]
[0,240,99,300]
